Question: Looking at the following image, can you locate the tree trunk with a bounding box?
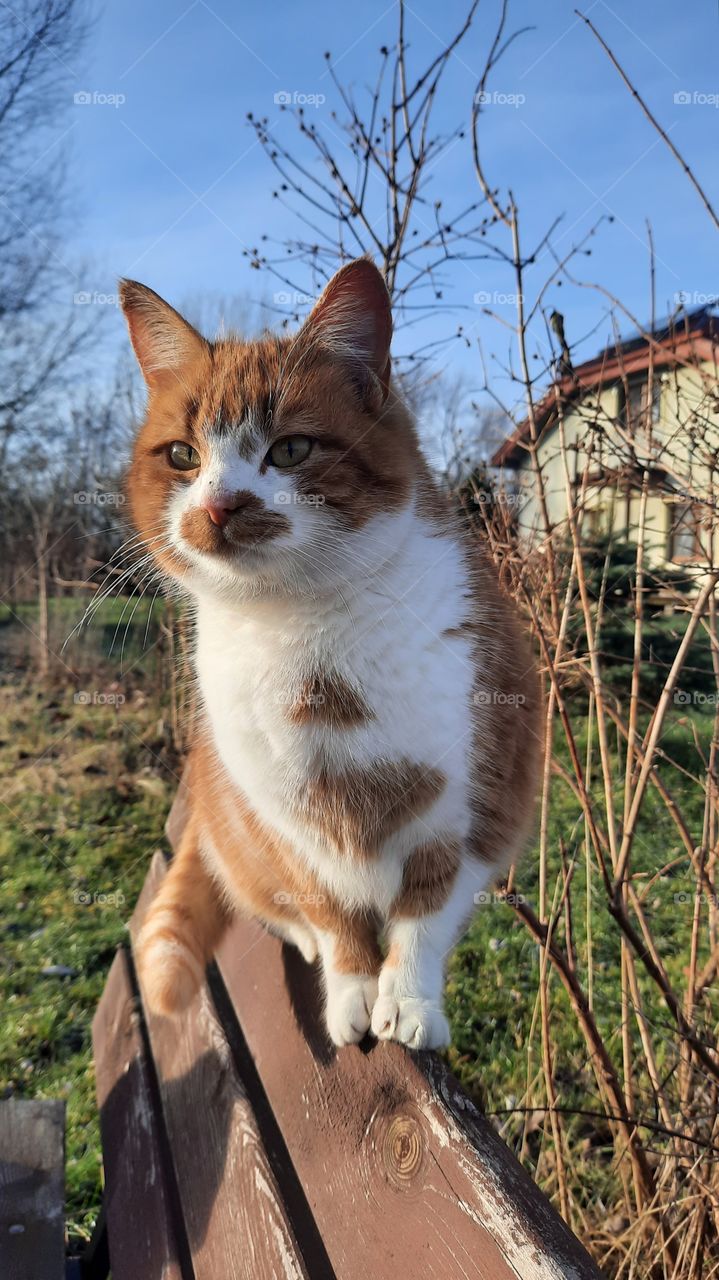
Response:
[37,547,50,678]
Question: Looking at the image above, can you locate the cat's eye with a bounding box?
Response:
[266,435,312,468]
[168,441,201,471]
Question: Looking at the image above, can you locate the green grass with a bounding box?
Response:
[0,674,175,1246]
[0,593,165,675]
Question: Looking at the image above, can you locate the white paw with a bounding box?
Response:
[325,975,378,1047]
[371,995,450,1049]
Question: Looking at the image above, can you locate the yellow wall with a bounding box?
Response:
[508,363,719,578]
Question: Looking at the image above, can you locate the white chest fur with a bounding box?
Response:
[192,512,477,909]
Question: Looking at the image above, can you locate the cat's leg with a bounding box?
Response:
[266,918,318,965]
[136,819,230,1017]
[310,913,383,1048]
[371,858,492,1050]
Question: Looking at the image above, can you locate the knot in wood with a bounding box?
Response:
[382,1113,424,1190]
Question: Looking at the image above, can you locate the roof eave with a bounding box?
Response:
[490,329,718,469]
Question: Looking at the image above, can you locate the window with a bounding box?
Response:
[624,377,661,429]
[668,502,702,562]
[582,503,609,539]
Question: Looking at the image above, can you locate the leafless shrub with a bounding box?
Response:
[455,17,719,1275]
[252,5,719,1275]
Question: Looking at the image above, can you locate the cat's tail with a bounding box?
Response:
[136,818,229,1017]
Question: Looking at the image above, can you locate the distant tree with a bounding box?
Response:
[0,0,92,465]
[1,363,134,673]
[435,379,510,488]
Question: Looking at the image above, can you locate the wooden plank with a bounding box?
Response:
[159,782,602,1279]
[92,947,187,1280]
[0,1098,65,1280]
[129,853,311,1280]
[216,919,602,1280]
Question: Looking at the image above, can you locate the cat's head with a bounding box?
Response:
[121,258,425,599]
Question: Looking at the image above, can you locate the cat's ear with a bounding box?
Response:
[119,280,208,389]
[301,258,392,404]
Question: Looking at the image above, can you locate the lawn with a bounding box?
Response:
[0,595,177,1245]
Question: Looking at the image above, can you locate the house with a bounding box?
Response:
[490,307,719,574]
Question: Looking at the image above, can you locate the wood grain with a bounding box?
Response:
[129,853,310,1280]
[92,947,187,1280]
[0,1098,65,1280]
[216,918,603,1280]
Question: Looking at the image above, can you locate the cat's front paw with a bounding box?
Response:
[325,974,378,1047]
[371,995,450,1050]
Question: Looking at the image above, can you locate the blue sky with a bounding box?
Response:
[57,0,719,420]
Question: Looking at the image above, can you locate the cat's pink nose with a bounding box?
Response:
[199,488,255,529]
[202,494,237,524]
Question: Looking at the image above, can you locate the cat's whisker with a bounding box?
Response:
[63,564,143,650]
[73,529,173,606]
[64,536,177,650]
[118,567,165,668]
[108,559,166,659]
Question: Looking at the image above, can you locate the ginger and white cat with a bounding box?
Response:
[121,258,540,1050]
